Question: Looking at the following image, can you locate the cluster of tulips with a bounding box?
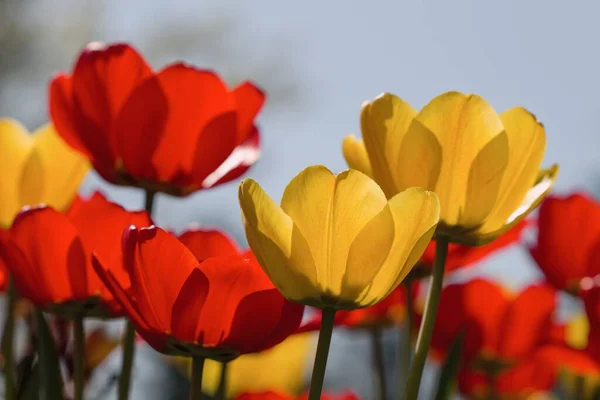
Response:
[0,40,598,400]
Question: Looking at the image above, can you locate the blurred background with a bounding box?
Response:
[1,0,599,398]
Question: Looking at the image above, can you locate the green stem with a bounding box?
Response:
[308,307,336,400]
[215,361,228,400]
[118,321,136,400]
[144,190,156,216]
[190,357,205,400]
[371,328,387,400]
[2,279,16,400]
[404,236,449,400]
[398,279,413,399]
[73,315,85,400]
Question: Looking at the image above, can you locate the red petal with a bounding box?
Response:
[123,226,199,333]
[497,284,556,359]
[170,268,209,342]
[178,229,240,262]
[253,296,304,351]
[232,81,265,143]
[531,193,600,291]
[10,207,90,303]
[235,393,292,400]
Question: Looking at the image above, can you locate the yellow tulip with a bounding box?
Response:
[0,119,89,228]
[343,91,558,245]
[238,165,440,309]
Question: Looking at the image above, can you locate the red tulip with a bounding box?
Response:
[178,227,241,261]
[413,220,527,278]
[0,192,151,317]
[235,391,359,400]
[92,225,304,360]
[429,279,558,366]
[529,193,600,293]
[50,42,265,196]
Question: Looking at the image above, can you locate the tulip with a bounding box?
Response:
[529,193,600,294]
[239,165,439,400]
[50,42,264,196]
[343,91,557,246]
[0,119,88,228]
[92,225,304,399]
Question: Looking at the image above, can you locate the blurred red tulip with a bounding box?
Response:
[412,220,527,278]
[0,192,151,317]
[235,391,359,400]
[93,225,304,360]
[0,252,8,291]
[50,42,265,196]
[579,279,600,358]
[429,279,558,366]
[529,193,600,294]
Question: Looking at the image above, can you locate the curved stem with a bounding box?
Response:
[73,315,85,400]
[371,328,388,400]
[189,357,205,400]
[2,279,16,400]
[215,361,228,400]
[308,307,336,400]
[398,279,413,398]
[404,236,449,400]
[118,321,136,400]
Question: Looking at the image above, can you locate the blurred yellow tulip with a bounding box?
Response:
[343,92,558,245]
[238,165,440,309]
[0,119,89,228]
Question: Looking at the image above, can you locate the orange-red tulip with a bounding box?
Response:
[529,193,600,294]
[235,391,359,400]
[93,226,304,360]
[50,42,264,196]
[0,192,151,317]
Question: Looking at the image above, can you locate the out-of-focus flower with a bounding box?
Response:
[343,92,558,245]
[235,391,359,400]
[84,327,119,377]
[50,42,264,196]
[93,226,304,360]
[199,334,312,398]
[0,119,89,228]
[238,165,439,310]
[0,192,151,317]
[580,279,600,358]
[429,279,558,366]
[411,220,528,278]
[529,193,600,294]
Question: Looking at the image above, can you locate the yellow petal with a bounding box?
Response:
[400,92,505,227]
[20,124,89,212]
[359,187,440,306]
[477,107,546,233]
[281,166,389,302]
[360,93,417,198]
[239,179,320,303]
[0,119,34,228]
[341,134,372,177]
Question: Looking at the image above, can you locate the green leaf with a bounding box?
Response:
[434,331,464,400]
[35,309,64,400]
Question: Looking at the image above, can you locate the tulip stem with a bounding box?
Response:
[215,361,228,400]
[308,307,336,400]
[190,357,205,400]
[2,279,16,400]
[371,327,388,400]
[73,314,85,400]
[398,279,413,399]
[144,190,156,216]
[118,321,136,400]
[404,236,449,400]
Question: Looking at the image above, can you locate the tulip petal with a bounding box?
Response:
[232,81,265,143]
[0,119,34,227]
[341,135,372,177]
[281,167,389,299]
[402,92,505,226]
[170,268,209,343]
[123,226,200,333]
[178,229,240,262]
[19,124,89,213]
[360,93,417,197]
[239,179,320,302]
[478,108,546,233]
[360,188,440,305]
